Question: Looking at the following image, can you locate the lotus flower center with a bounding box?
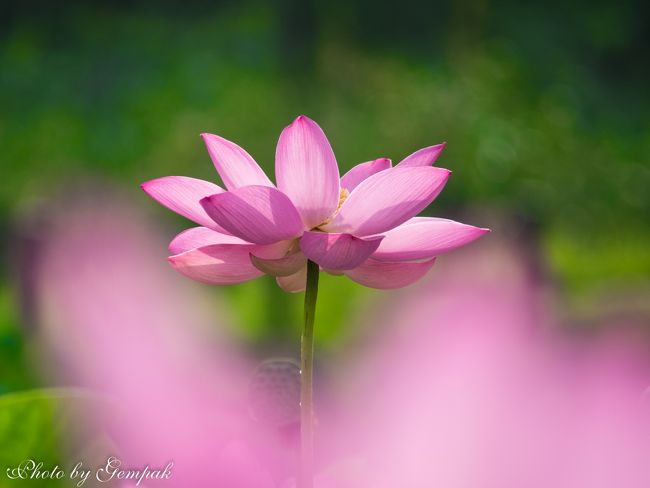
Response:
[337,187,350,209]
[316,188,349,229]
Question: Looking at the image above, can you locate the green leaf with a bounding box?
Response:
[0,389,105,487]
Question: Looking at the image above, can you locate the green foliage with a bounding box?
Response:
[0,286,33,395]
[546,227,650,292]
[0,389,100,487]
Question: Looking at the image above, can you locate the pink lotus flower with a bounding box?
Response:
[141,116,488,291]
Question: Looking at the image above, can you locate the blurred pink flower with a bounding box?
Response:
[141,115,488,292]
[36,199,290,486]
[35,200,650,487]
[324,235,650,487]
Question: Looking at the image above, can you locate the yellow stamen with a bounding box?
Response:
[337,188,350,210]
[317,188,349,229]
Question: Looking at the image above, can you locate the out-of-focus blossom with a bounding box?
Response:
[36,197,291,486]
[141,116,488,292]
[34,200,650,487]
[325,231,650,488]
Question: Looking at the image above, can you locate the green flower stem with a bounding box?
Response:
[299,260,319,488]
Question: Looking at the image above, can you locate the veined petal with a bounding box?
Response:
[372,218,490,261]
[300,231,383,270]
[275,115,340,228]
[200,185,303,245]
[322,268,344,276]
[168,244,263,285]
[396,143,446,167]
[169,226,249,254]
[322,167,451,236]
[202,133,273,190]
[141,176,228,232]
[344,258,436,289]
[250,250,307,277]
[276,265,308,293]
[340,158,392,192]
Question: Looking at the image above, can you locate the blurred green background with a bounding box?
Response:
[1,0,649,394]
